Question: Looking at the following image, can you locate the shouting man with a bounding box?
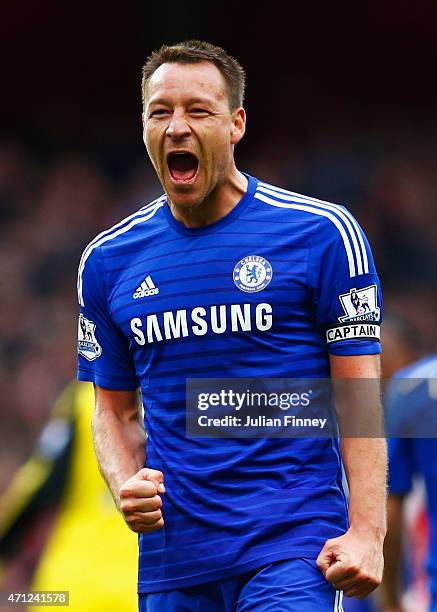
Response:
[77,40,386,611]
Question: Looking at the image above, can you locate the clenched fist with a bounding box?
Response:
[317,527,384,599]
[118,468,166,534]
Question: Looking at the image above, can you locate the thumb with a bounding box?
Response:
[316,543,336,575]
[324,557,348,583]
[137,468,166,493]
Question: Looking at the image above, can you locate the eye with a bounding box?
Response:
[149,109,171,118]
[190,108,210,116]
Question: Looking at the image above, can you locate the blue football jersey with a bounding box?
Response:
[386,355,437,599]
[77,174,382,593]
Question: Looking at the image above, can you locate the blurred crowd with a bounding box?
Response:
[1,126,436,493]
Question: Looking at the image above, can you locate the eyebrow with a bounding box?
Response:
[147,96,217,108]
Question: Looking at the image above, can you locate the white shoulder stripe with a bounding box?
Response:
[77,196,166,289]
[78,195,166,270]
[77,199,165,306]
[254,191,357,277]
[258,182,369,275]
[257,185,364,275]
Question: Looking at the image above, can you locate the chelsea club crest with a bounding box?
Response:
[233,255,273,293]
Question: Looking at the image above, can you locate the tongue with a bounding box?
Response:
[168,154,198,181]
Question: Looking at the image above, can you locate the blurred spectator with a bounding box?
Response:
[377,315,436,611]
[0,381,138,611]
[380,353,437,612]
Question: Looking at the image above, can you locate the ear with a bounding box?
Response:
[230,107,246,145]
[142,112,147,147]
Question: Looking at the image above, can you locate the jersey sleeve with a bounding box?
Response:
[76,246,139,390]
[309,208,382,356]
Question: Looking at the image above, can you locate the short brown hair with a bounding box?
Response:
[141,40,246,110]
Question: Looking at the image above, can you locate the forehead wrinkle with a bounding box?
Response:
[147,94,221,108]
[146,63,228,106]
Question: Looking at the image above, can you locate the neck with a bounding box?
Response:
[168,166,248,228]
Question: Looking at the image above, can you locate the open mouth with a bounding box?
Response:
[167,152,199,183]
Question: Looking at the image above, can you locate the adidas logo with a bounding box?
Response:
[133,276,159,299]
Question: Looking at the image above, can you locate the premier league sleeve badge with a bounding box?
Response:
[77,314,103,361]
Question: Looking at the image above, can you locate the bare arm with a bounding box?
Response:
[317,354,387,599]
[334,355,387,543]
[92,385,165,533]
[92,386,146,501]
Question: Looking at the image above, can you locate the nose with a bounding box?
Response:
[166,113,191,139]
